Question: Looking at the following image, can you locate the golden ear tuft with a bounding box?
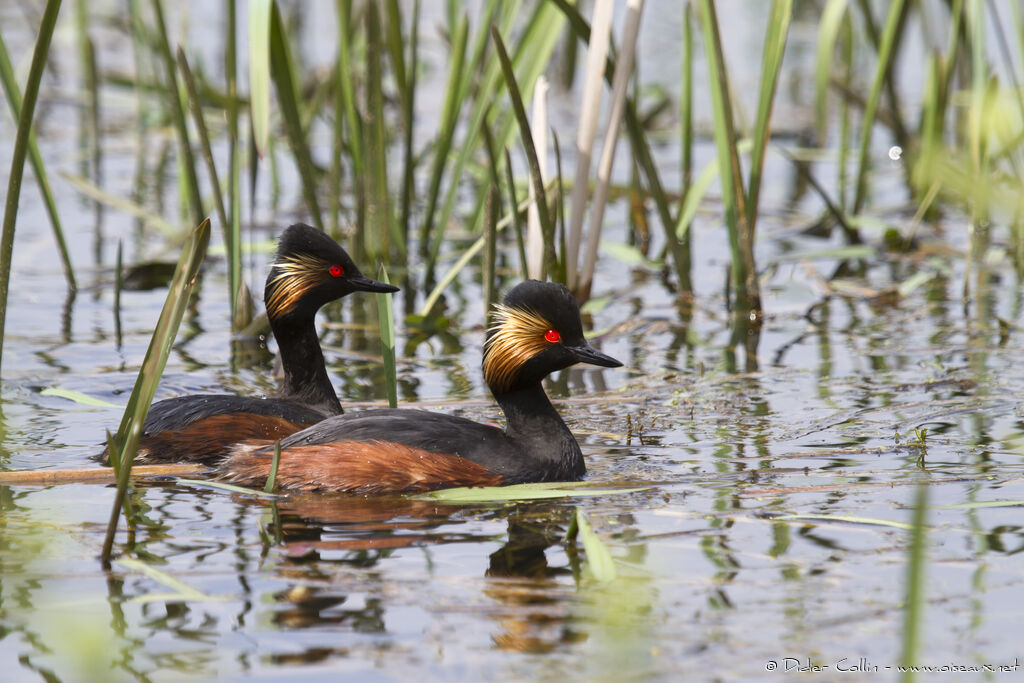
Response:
[265,252,328,317]
[483,304,555,392]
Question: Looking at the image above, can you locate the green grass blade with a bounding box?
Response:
[935,499,1024,510]
[491,25,556,280]
[40,388,122,408]
[114,239,123,346]
[427,1,566,279]
[745,0,793,237]
[225,0,245,330]
[150,0,205,228]
[479,124,516,292]
[177,48,230,262]
[483,185,498,320]
[101,219,211,568]
[397,0,419,258]
[335,0,363,181]
[0,0,62,377]
[361,3,392,258]
[576,509,617,582]
[60,172,176,236]
[900,484,929,680]
[0,27,74,291]
[419,188,536,316]
[775,513,913,530]
[852,0,907,213]
[249,0,272,156]
[698,0,757,312]
[675,143,751,240]
[269,2,324,231]
[415,482,651,503]
[418,13,469,256]
[674,2,694,293]
[815,0,850,143]
[177,478,281,499]
[376,265,398,408]
[504,147,529,279]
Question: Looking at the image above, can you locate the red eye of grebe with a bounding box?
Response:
[544,329,561,343]
[329,264,344,277]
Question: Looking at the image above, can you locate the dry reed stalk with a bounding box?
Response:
[579,0,645,298]
[0,464,207,486]
[565,0,614,290]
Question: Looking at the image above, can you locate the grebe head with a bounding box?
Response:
[482,280,622,394]
[264,223,398,320]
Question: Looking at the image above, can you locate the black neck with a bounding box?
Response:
[493,382,584,479]
[269,312,342,416]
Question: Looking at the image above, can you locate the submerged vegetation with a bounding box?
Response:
[1,0,1024,678]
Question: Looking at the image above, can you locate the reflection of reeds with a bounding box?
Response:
[900,484,928,679]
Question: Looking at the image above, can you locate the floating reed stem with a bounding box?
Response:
[0,464,206,486]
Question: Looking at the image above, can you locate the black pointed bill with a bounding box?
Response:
[350,274,399,294]
[568,344,623,368]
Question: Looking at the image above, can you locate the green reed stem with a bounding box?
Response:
[483,185,498,322]
[419,13,469,258]
[177,49,230,260]
[420,191,535,317]
[426,0,566,281]
[397,0,419,259]
[264,441,281,493]
[376,266,398,408]
[900,483,929,681]
[852,0,906,214]
[492,25,556,280]
[114,240,124,347]
[249,0,272,156]
[101,219,211,569]
[84,34,101,186]
[335,0,363,183]
[0,0,61,377]
[698,0,758,313]
[675,2,694,293]
[745,0,792,240]
[270,2,324,232]
[815,0,848,144]
[0,26,74,290]
[362,3,393,258]
[226,0,245,330]
[504,147,529,279]
[150,0,205,229]
[552,128,567,284]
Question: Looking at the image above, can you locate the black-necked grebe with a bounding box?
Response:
[105,223,398,465]
[216,280,622,492]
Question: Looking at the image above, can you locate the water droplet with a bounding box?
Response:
[888,146,902,161]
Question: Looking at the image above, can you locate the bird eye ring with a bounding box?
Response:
[544,329,561,343]
[329,264,344,277]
